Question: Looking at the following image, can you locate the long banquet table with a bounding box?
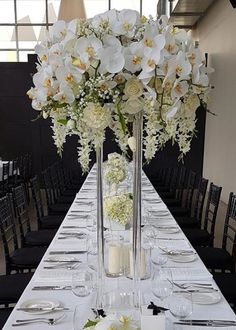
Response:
[3,166,236,329]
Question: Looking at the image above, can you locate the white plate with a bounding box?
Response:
[168,253,197,263]
[20,298,61,314]
[184,291,221,305]
[157,227,180,234]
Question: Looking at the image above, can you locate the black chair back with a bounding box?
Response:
[41,169,55,208]
[193,177,208,224]
[175,166,186,201]
[222,193,236,261]
[30,175,45,224]
[12,185,31,247]
[183,170,196,209]
[168,167,179,193]
[0,195,19,274]
[203,183,222,236]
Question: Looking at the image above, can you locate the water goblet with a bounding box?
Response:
[152,269,173,303]
[151,247,168,267]
[72,267,94,297]
[169,292,193,320]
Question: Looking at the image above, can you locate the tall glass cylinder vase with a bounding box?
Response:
[132,111,143,307]
[96,146,105,308]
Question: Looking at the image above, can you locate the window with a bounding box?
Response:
[0,0,158,62]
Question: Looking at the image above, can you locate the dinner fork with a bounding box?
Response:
[12,314,65,326]
[173,281,213,289]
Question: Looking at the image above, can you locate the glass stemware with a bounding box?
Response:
[151,247,168,267]
[72,267,94,297]
[152,269,173,302]
[169,292,193,319]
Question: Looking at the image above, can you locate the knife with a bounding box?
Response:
[17,307,70,311]
[49,251,87,255]
[174,321,236,327]
[173,288,218,293]
[32,286,72,291]
[178,320,236,324]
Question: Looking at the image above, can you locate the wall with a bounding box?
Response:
[194,0,236,203]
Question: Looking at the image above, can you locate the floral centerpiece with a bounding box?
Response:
[84,314,139,330]
[104,193,133,228]
[105,153,127,194]
[27,9,213,173]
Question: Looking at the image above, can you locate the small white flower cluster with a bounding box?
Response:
[104,193,133,225]
[105,153,127,185]
[27,9,213,171]
[85,314,140,330]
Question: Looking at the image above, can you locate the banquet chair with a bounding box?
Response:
[196,192,236,273]
[158,167,179,200]
[0,195,47,274]
[154,167,173,192]
[213,273,236,311]
[0,308,13,329]
[30,175,64,229]
[168,170,196,217]
[183,183,222,247]
[0,272,33,305]
[48,164,75,204]
[12,184,56,247]
[161,166,187,204]
[55,162,80,195]
[58,162,83,191]
[0,162,10,196]
[41,169,70,215]
[175,177,208,228]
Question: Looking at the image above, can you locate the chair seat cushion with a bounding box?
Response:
[159,191,175,199]
[183,228,212,246]
[0,273,33,303]
[175,216,199,229]
[49,203,70,215]
[213,273,236,303]
[164,198,182,207]
[10,246,47,268]
[56,195,74,204]
[40,215,64,229]
[0,308,13,328]
[195,247,232,270]
[25,229,57,246]
[169,206,190,217]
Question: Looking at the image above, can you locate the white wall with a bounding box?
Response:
[193,0,236,203]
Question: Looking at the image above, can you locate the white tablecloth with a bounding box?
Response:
[3,166,236,329]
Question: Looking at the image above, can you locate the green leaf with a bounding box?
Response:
[83,319,99,329]
[117,107,127,134]
[57,119,68,126]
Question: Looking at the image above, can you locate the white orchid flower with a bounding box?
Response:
[124,42,143,73]
[75,36,102,62]
[49,20,67,43]
[111,9,139,38]
[35,44,49,63]
[98,36,125,74]
[171,79,189,99]
[91,9,117,32]
[163,32,179,57]
[55,63,82,87]
[166,51,191,81]
[171,26,188,42]
[142,25,165,57]
[33,65,54,89]
[53,82,75,104]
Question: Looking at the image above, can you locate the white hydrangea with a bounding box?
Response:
[104,193,133,225]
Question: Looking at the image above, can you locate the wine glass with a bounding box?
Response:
[72,267,94,297]
[152,269,173,302]
[151,247,168,267]
[169,292,193,320]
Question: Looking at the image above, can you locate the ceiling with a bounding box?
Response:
[169,0,216,29]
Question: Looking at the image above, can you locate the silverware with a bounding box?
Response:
[173,281,213,289]
[43,263,79,270]
[12,314,65,326]
[174,320,236,327]
[16,307,69,311]
[32,285,72,291]
[173,289,218,293]
[44,259,81,263]
[49,251,87,255]
[62,226,86,229]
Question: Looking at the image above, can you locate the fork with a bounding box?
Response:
[12,314,65,326]
[173,281,213,289]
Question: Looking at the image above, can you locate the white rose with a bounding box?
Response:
[128,136,136,152]
[66,119,76,130]
[124,97,144,115]
[124,77,143,98]
[83,102,111,130]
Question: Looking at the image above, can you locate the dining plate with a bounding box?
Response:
[168,253,197,263]
[184,291,221,305]
[157,227,180,234]
[20,298,61,314]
